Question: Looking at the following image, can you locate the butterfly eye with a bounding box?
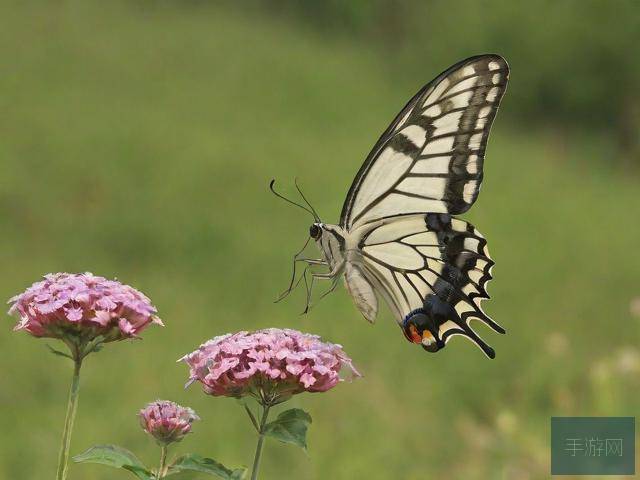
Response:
[309,224,321,240]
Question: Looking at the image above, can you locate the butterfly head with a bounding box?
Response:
[309,223,323,240]
[402,309,443,353]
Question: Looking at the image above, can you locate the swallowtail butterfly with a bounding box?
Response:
[273,55,509,358]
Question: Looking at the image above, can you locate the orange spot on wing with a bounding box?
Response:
[409,325,422,343]
[422,330,435,341]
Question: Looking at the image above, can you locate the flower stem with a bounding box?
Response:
[56,358,82,480]
[250,404,271,480]
[157,445,168,479]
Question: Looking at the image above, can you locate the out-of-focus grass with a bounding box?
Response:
[1,2,639,479]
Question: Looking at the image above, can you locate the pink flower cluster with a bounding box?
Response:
[139,400,199,445]
[180,328,360,398]
[7,272,162,341]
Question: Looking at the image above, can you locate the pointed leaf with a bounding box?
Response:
[46,344,72,360]
[167,454,246,479]
[73,445,153,479]
[263,408,312,450]
[122,465,154,479]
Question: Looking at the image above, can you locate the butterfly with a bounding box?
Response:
[272,54,509,358]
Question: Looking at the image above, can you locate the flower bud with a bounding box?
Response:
[139,400,199,445]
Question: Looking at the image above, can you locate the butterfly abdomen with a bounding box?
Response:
[344,263,378,324]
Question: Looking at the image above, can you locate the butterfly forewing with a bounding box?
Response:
[340,55,509,230]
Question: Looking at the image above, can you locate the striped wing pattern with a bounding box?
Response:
[340,54,509,230]
[359,213,504,358]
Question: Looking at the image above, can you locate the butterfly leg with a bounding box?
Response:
[311,260,344,280]
[298,258,327,265]
[298,262,344,313]
[317,276,340,302]
[301,261,343,314]
[302,267,314,314]
[278,257,330,303]
[277,258,330,305]
[277,237,314,302]
[276,262,312,303]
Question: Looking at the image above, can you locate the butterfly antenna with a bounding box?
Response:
[269,179,316,218]
[294,178,321,222]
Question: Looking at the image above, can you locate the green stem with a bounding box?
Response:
[157,445,168,479]
[250,404,271,480]
[56,358,82,480]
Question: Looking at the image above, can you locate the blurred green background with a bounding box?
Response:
[1,1,639,479]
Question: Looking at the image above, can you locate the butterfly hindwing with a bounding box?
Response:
[340,54,509,230]
[357,213,504,357]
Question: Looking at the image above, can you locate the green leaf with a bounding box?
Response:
[73,444,153,479]
[46,344,73,360]
[263,408,312,450]
[167,454,247,479]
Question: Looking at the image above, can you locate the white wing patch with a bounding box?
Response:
[364,217,428,244]
[350,148,413,220]
[396,177,447,198]
[403,231,438,245]
[432,110,465,135]
[363,243,425,270]
[399,125,428,147]
[413,157,451,174]
[423,136,455,155]
[362,193,449,221]
[427,78,450,104]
